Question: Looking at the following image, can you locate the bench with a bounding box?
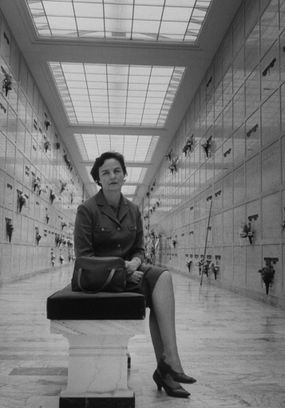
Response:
[47,284,146,408]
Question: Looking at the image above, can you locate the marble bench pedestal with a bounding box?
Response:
[51,319,145,408]
[47,286,146,408]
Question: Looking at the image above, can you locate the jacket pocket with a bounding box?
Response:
[94,226,112,233]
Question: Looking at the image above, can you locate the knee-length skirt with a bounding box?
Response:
[125,263,167,308]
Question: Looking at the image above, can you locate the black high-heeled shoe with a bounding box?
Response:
[153,369,190,398]
[158,357,197,384]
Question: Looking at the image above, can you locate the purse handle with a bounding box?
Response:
[77,268,116,293]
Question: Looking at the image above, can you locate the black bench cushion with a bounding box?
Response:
[47,284,146,320]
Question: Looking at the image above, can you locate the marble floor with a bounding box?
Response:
[0,265,285,408]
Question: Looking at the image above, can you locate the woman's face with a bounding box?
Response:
[98,158,125,193]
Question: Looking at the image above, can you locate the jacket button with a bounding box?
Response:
[117,227,121,231]
[117,244,121,248]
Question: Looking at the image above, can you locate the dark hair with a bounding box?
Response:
[90,151,127,186]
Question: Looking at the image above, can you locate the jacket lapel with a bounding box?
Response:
[118,196,129,223]
[95,190,129,226]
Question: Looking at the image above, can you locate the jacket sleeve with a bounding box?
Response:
[129,206,145,262]
[73,204,95,258]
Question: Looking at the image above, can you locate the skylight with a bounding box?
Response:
[80,133,157,197]
[26,0,213,43]
[122,185,138,196]
[86,165,147,185]
[74,133,159,162]
[49,62,185,126]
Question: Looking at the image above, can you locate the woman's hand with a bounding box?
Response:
[125,257,141,273]
[127,270,144,284]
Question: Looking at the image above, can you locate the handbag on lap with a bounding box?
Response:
[74,256,127,293]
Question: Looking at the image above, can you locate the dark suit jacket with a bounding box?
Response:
[73,189,145,262]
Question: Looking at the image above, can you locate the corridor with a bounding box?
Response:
[0,266,284,408]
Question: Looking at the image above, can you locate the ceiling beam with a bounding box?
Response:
[81,161,151,167]
[69,125,167,136]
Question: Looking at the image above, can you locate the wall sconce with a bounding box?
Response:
[55,142,60,150]
[258,257,278,295]
[186,259,193,272]
[182,134,195,156]
[59,181,67,194]
[210,263,218,279]
[165,149,173,162]
[63,154,73,171]
[198,256,203,275]
[223,147,232,158]
[186,254,193,272]
[44,140,50,153]
[17,191,27,213]
[44,119,51,130]
[55,233,62,247]
[169,156,179,174]
[1,66,12,96]
[211,255,221,280]
[246,123,258,138]
[201,135,213,158]
[240,222,254,244]
[32,177,40,193]
[61,221,67,230]
[51,249,56,267]
[199,255,212,277]
[35,228,42,245]
[5,217,13,242]
[150,179,156,191]
[50,189,56,204]
[262,57,276,77]
[240,215,258,245]
[45,213,50,224]
[32,179,42,196]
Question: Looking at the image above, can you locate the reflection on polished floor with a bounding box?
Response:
[0,265,285,408]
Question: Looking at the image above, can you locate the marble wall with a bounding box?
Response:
[146,0,285,308]
[0,10,85,284]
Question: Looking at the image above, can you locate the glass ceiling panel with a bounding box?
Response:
[122,185,138,195]
[49,62,185,126]
[74,133,159,163]
[26,0,213,43]
[86,165,146,190]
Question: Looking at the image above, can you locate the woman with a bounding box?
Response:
[71,151,196,398]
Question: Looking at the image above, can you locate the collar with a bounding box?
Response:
[95,189,129,224]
